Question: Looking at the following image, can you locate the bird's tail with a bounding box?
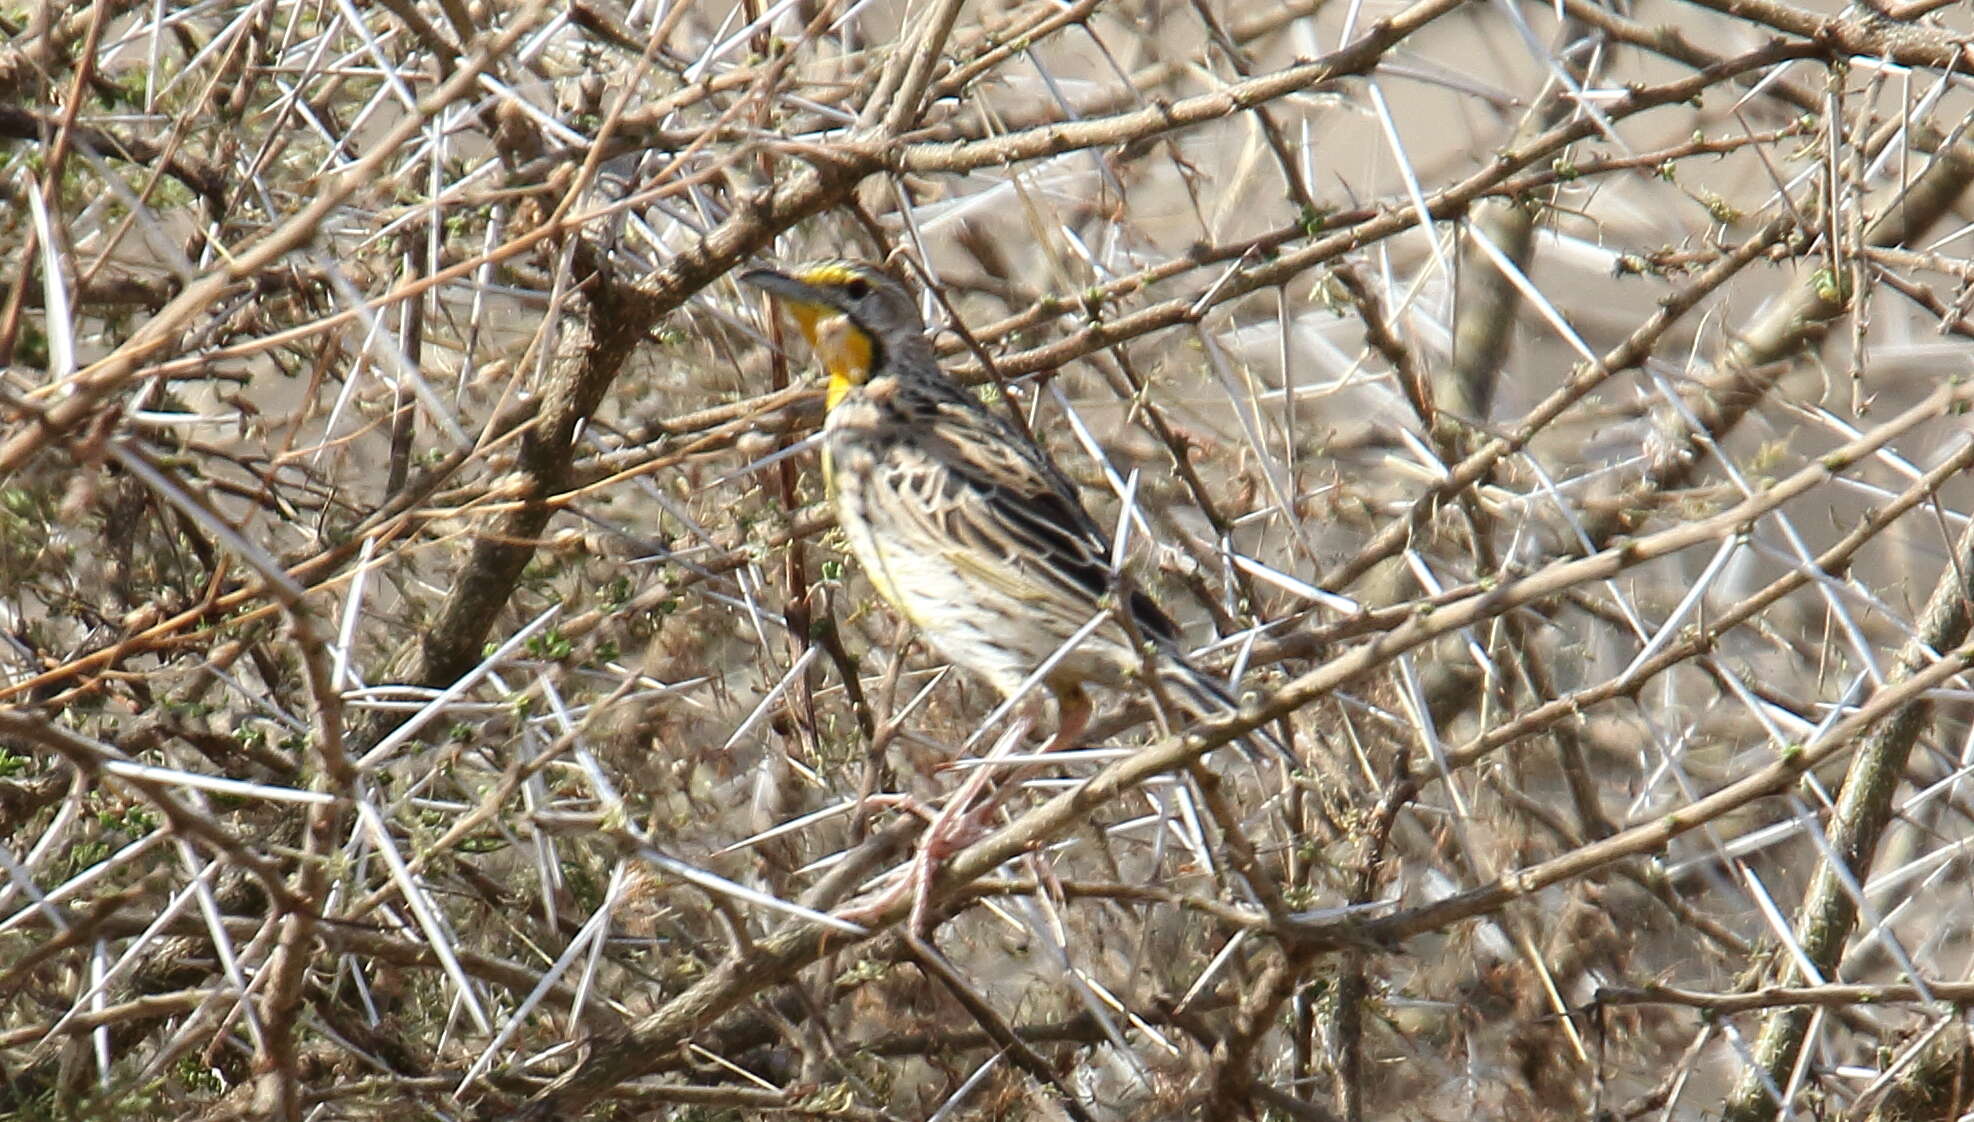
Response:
[1150,650,1295,767]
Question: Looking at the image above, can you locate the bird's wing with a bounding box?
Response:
[886,380,1182,646]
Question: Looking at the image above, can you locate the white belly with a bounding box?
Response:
[835,485,1039,698]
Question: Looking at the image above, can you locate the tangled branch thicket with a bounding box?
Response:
[6,0,1974,1118]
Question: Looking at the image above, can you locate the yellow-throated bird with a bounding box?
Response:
[742,260,1283,767]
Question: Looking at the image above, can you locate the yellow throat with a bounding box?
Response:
[787,302,874,411]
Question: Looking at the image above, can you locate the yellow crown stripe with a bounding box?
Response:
[794,262,865,287]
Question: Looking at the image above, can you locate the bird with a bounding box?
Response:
[741,260,1286,919]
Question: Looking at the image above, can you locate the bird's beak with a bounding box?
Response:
[740,268,842,313]
[740,268,873,406]
[741,267,844,353]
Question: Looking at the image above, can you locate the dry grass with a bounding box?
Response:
[5,0,1974,1119]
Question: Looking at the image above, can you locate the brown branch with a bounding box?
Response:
[1722,494,1974,1122]
[0,104,228,209]
[404,150,877,697]
[1675,0,1974,69]
[507,374,1971,1121]
[1583,136,1974,545]
[1600,979,1974,1013]
[0,8,547,476]
[900,0,1468,175]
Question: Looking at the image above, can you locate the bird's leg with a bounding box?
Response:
[902,686,1093,931]
[1035,683,1092,757]
[921,708,1037,856]
[839,687,1097,933]
[896,683,1097,928]
[941,685,1090,834]
[835,710,1036,930]
[923,684,1088,856]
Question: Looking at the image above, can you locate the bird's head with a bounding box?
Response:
[741,260,925,409]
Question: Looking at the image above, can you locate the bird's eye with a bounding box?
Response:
[843,278,871,300]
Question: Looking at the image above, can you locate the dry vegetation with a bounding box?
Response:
[6,0,1974,1118]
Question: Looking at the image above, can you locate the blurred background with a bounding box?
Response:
[4,0,1974,1118]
